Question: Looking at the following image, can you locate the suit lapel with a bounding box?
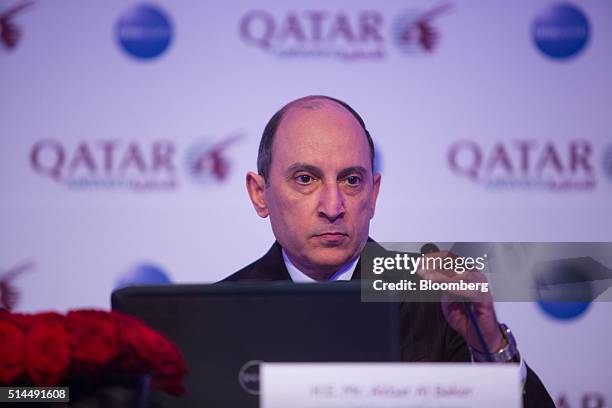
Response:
[254,241,292,281]
[351,237,384,281]
[351,257,361,280]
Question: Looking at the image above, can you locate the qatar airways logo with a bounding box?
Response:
[185,133,243,185]
[238,4,450,60]
[29,135,241,191]
[392,2,452,54]
[30,140,178,191]
[447,140,596,191]
[0,1,34,50]
[0,259,34,310]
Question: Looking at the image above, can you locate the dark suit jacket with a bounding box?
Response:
[223,240,555,407]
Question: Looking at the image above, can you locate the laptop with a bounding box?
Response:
[111,282,401,408]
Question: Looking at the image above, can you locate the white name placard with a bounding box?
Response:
[260,362,521,408]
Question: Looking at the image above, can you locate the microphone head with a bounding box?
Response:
[420,243,440,255]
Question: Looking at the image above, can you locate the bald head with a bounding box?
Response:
[257,96,375,182]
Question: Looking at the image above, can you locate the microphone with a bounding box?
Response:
[419,243,493,361]
[420,242,439,255]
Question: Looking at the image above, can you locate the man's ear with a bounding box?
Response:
[370,172,382,219]
[246,171,269,218]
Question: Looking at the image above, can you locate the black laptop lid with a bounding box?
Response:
[111,282,400,408]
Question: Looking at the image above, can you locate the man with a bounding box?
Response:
[223,95,554,407]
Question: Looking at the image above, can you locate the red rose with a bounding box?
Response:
[67,310,120,370]
[0,316,25,384]
[1,310,35,332]
[23,313,70,386]
[113,311,188,396]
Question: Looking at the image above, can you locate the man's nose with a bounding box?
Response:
[318,182,345,222]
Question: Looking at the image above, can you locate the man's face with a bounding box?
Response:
[261,100,380,278]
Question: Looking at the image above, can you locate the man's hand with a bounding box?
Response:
[416,251,505,353]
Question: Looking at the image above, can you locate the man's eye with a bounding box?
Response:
[345,175,362,186]
[296,175,314,184]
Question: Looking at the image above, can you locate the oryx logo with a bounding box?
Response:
[185,133,243,185]
[392,2,452,54]
[0,1,34,50]
[238,360,262,395]
[0,259,34,310]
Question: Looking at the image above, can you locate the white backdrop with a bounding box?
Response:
[1,1,611,406]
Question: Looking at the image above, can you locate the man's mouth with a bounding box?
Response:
[313,232,347,237]
[312,232,348,245]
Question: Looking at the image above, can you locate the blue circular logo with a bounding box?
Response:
[115,263,171,289]
[535,260,592,321]
[602,144,612,182]
[537,301,590,320]
[116,3,173,60]
[532,3,590,60]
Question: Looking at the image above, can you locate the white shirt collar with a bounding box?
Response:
[282,248,359,282]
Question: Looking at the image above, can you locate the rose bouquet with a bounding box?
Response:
[0,309,188,396]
